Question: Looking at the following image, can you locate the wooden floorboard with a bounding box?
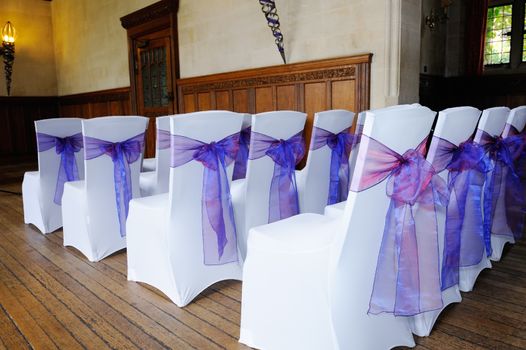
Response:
[0,164,525,349]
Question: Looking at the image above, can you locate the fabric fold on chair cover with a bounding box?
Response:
[157,129,171,150]
[37,132,83,205]
[249,131,305,223]
[233,126,251,180]
[428,137,491,290]
[84,132,145,237]
[310,126,356,205]
[478,130,524,244]
[170,132,240,265]
[351,135,448,316]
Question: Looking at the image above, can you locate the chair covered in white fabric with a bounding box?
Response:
[23,118,84,234]
[409,106,482,336]
[239,105,437,350]
[489,106,526,260]
[62,116,148,262]
[295,109,355,214]
[232,113,252,181]
[139,116,172,196]
[231,111,307,262]
[324,104,417,218]
[127,111,244,307]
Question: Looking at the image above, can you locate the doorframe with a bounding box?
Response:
[120,0,180,115]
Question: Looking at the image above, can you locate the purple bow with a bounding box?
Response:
[233,126,251,180]
[157,129,171,150]
[170,132,240,265]
[249,131,305,223]
[351,135,448,316]
[37,132,83,205]
[310,126,355,205]
[428,137,492,290]
[478,130,524,243]
[84,133,145,237]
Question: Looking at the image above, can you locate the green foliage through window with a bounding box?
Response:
[484,5,513,65]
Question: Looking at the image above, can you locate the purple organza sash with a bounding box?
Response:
[170,132,240,265]
[478,129,524,242]
[310,126,355,204]
[350,135,448,316]
[428,136,491,290]
[233,126,251,180]
[84,133,145,237]
[37,132,83,205]
[249,131,305,223]
[157,129,171,150]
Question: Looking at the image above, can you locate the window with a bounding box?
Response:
[484,0,526,69]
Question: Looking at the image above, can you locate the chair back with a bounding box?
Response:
[244,111,306,235]
[299,109,354,213]
[329,105,436,349]
[82,116,148,245]
[167,111,243,271]
[154,115,172,193]
[503,105,526,136]
[35,118,84,205]
[474,107,510,141]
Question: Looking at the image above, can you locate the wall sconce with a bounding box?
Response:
[0,21,15,96]
[425,0,453,31]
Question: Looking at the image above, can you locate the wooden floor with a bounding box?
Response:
[0,163,525,350]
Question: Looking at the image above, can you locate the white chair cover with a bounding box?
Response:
[409,106,482,336]
[127,111,244,307]
[239,105,436,350]
[139,116,172,196]
[62,116,148,262]
[324,105,418,218]
[231,111,307,262]
[23,118,84,234]
[296,109,355,214]
[142,157,156,172]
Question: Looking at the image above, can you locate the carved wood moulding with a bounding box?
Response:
[120,0,179,29]
[59,87,130,105]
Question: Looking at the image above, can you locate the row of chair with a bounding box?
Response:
[22,104,525,349]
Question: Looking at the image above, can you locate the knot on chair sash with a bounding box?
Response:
[310,126,356,205]
[170,132,240,265]
[478,130,524,244]
[84,133,145,237]
[249,131,305,223]
[157,129,171,150]
[37,132,83,205]
[233,126,251,180]
[351,135,447,316]
[429,137,491,290]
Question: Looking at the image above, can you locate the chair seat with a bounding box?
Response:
[249,213,340,253]
[324,201,345,218]
[65,179,85,192]
[139,171,156,197]
[131,192,168,210]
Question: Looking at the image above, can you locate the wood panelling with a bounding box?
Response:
[0,96,59,163]
[58,87,131,118]
[177,54,372,160]
[420,73,526,111]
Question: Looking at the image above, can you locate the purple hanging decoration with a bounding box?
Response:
[259,0,286,64]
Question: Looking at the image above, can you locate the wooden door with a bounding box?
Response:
[134,29,174,158]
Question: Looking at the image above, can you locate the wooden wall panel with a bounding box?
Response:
[177,54,371,164]
[215,91,231,110]
[276,85,297,110]
[197,92,211,111]
[0,96,59,163]
[255,87,274,113]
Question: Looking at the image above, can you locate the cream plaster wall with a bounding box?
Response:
[51,0,158,95]
[178,0,410,108]
[0,0,57,96]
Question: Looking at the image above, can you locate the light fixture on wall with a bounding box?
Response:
[425,0,453,31]
[0,21,16,96]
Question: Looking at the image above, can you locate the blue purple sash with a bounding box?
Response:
[428,137,491,290]
[157,129,171,150]
[249,131,305,223]
[37,132,83,205]
[84,133,145,237]
[310,126,356,205]
[233,126,251,180]
[170,132,240,265]
[351,135,447,316]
